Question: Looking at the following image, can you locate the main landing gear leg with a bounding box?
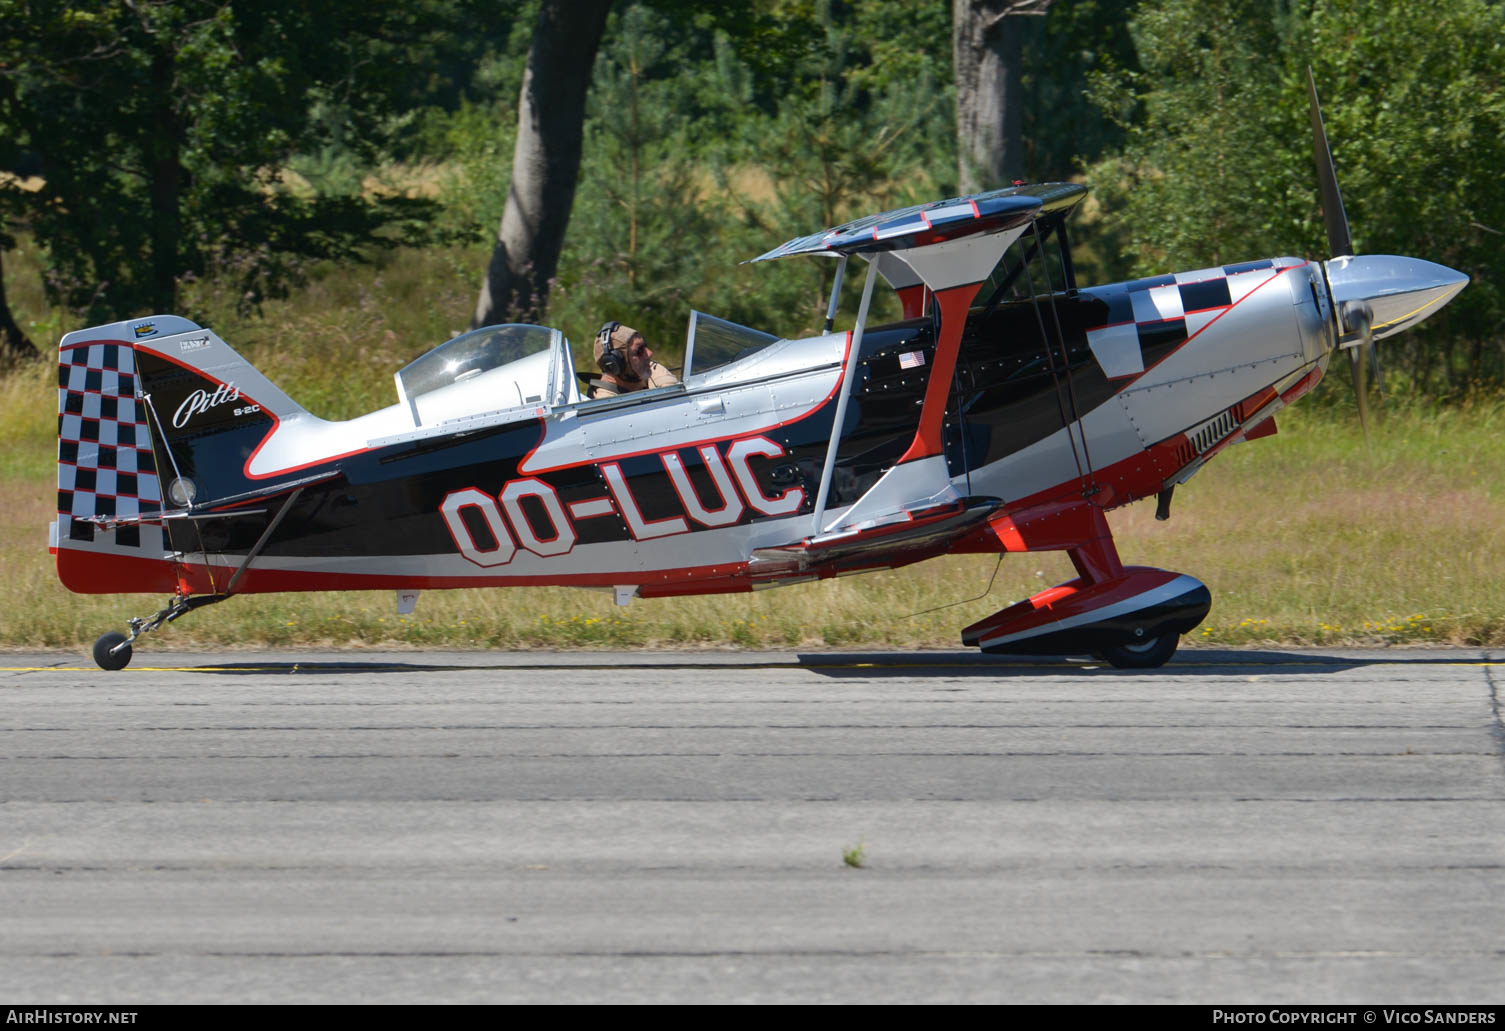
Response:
[1064,517,1182,669]
[964,505,1205,669]
[1065,506,1124,586]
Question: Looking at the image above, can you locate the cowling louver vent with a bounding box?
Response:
[1189,408,1238,455]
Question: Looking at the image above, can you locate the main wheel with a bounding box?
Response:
[93,632,133,671]
[1101,632,1179,669]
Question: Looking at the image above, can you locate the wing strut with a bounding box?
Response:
[822,255,849,334]
[810,258,880,534]
[821,229,1024,533]
[895,281,987,465]
[749,186,1088,536]
[871,252,928,319]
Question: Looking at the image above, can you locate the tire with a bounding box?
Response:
[93,632,133,671]
[1101,632,1179,669]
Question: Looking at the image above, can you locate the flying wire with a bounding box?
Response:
[1018,224,1088,486]
[1031,218,1099,495]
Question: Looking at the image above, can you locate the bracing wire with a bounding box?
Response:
[1018,223,1088,486]
[1031,219,1099,494]
[902,553,1004,619]
[979,237,1042,318]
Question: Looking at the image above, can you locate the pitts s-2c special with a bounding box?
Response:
[52,76,1467,670]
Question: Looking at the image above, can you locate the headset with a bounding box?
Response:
[596,321,626,377]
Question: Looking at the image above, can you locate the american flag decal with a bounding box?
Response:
[899,350,926,370]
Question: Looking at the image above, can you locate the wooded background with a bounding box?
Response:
[2,0,1501,394]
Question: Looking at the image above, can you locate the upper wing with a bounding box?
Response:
[750,183,1086,264]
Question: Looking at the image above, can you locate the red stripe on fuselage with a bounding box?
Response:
[54,544,757,596]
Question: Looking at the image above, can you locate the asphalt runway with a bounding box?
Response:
[1,647,1502,1004]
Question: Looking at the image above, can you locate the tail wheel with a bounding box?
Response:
[1101,633,1179,669]
[92,632,133,671]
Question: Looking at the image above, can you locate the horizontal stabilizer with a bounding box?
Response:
[81,468,342,530]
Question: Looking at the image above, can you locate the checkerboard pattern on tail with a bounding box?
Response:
[56,340,167,555]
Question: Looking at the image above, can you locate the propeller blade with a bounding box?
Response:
[1349,343,1372,445]
[1342,300,1375,445]
[1308,67,1354,258]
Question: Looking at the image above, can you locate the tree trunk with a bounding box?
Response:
[954,0,1044,194]
[0,249,39,362]
[472,0,613,328]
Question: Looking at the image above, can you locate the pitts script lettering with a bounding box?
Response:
[172,382,241,428]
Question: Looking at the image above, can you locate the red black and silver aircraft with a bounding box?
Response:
[52,78,1467,669]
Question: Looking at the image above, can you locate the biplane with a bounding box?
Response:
[51,76,1467,670]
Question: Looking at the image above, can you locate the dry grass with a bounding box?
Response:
[4,396,1502,654]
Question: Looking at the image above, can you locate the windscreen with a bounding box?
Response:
[684,312,779,377]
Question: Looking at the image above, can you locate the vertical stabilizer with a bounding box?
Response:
[52,315,315,594]
[52,317,195,593]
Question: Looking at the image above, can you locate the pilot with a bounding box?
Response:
[589,322,678,399]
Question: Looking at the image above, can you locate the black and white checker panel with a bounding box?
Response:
[56,341,166,554]
[1085,258,1300,379]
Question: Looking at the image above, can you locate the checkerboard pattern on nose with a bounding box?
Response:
[56,341,166,553]
[1083,259,1302,380]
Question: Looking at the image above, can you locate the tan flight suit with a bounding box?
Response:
[588,361,678,399]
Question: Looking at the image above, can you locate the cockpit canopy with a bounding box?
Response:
[394,324,576,427]
[392,313,802,430]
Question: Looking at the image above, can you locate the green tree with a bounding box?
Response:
[699,0,952,336]
[1015,0,1141,179]
[1087,0,1505,391]
[0,0,450,328]
[0,71,37,358]
[499,0,954,347]
[550,4,717,356]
